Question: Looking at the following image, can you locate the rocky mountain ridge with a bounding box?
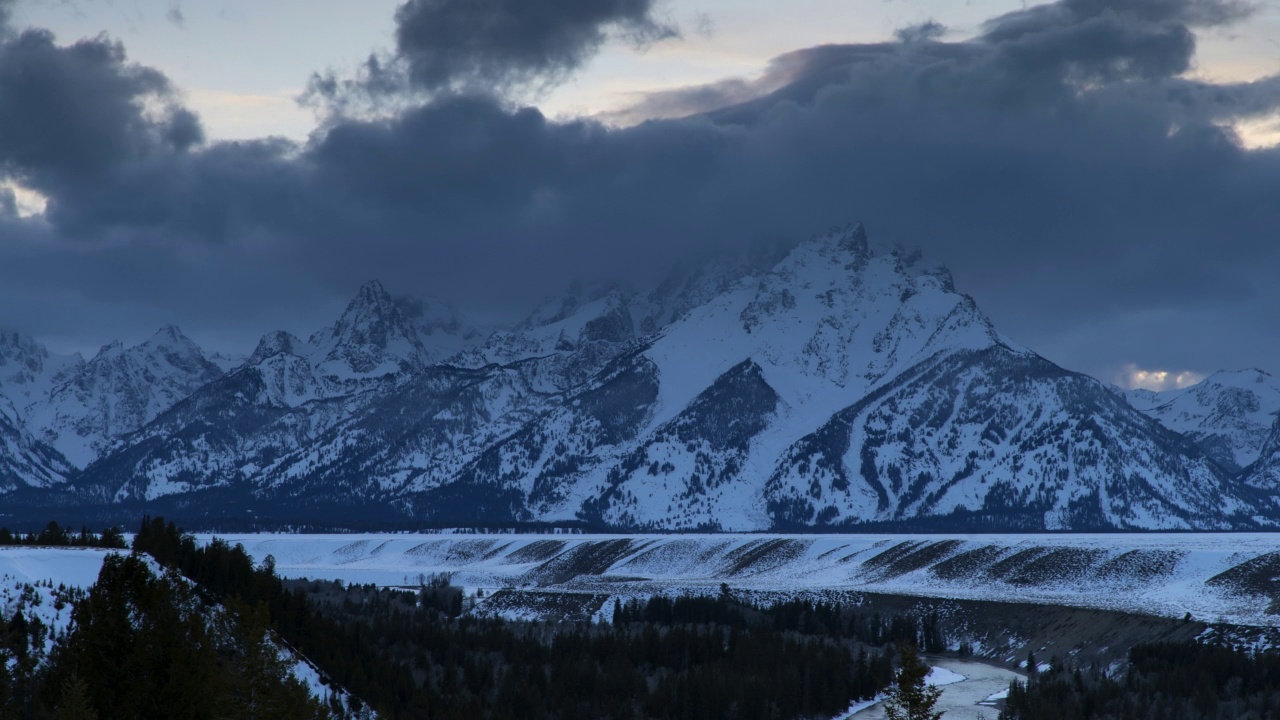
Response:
[1,224,1277,530]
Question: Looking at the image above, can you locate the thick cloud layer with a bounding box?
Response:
[0,0,1277,383]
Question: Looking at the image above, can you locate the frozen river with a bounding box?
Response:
[844,658,1021,719]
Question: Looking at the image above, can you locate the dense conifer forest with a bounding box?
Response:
[998,643,1280,719]
[0,522,126,549]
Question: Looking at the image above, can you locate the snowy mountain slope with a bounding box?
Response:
[449,286,641,393]
[765,348,1258,531]
[411,225,1257,530]
[237,359,574,504]
[23,326,226,469]
[1126,369,1280,471]
[411,349,662,523]
[580,227,1010,530]
[64,282,490,501]
[627,240,790,334]
[1240,416,1280,498]
[70,365,331,502]
[72,279,647,505]
[0,330,82,420]
[0,400,73,491]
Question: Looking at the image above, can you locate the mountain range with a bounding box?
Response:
[2,224,1277,530]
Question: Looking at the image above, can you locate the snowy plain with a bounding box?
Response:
[201,532,1280,627]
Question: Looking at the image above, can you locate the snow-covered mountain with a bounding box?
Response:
[1,326,226,471]
[0,400,72,492]
[3,225,1276,530]
[1240,414,1280,498]
[1126,369,1280,472]
[432,226,1255,530]
[0,330,82,420]
[28,326,225,468]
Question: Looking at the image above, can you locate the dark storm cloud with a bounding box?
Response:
[393,0,678,91]
[0,25,201,190]
[306,0,679,112]
[0,0,1278,381]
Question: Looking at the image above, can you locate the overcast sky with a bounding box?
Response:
[0,0,1277,390]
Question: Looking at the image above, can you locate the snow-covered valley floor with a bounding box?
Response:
[200,533,1280,627]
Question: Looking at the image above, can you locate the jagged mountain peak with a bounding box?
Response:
[248,330,307,366]
[834,221,870,259]
[154,323,185,340]
[18,325,225,469]
[90,340,125,360]
[15,222,1276,532]
[353,278,391,304]
[332,280,401,333]
[138,325,210,358]
[310,280,427,377]
[308,280,487,378]
[0,331,82,400]
[86,325,220,377]
[0,329,48,369]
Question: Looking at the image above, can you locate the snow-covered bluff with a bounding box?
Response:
[1126,369,1280,472]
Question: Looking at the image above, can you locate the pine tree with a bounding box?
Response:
[882,643,943,720]
[51,674,98,720]
[220,599,323,720]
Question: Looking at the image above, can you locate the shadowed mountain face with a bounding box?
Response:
[1126,369,1280,473]
[1,225,1274,530]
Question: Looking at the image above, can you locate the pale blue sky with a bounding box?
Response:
[11,0,1279,144]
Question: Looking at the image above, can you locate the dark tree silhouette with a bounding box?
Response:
[883,643,943,720]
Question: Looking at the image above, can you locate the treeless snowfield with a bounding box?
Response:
[0,546,116,589]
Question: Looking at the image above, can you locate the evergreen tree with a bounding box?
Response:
[51,674,97,720]
[882,643,943,720]
[219,599,322,720]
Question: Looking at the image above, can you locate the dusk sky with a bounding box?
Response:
[0,0,1277,390]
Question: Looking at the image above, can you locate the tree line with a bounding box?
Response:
[0,521,126,549]
[998,642,1280,719]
